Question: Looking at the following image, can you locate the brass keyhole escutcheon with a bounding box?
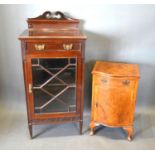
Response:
[95,102,98,108]
[28,84,32,93]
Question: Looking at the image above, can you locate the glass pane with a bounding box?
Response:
[31,58,77,114]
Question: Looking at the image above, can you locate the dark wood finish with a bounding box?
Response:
[19,11,86,138]
[90,61,140,141]
[26,41,81,52]
[31,11,69,20]
[27,11,79,30]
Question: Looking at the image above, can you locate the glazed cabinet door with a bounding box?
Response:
[94,79,136,126]
[26,56,81,117]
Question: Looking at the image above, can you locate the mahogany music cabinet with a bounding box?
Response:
[19,11,86,138]
[90,61,140,141]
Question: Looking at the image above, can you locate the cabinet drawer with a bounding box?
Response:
[27,42,81,52]
[93,75,135,88]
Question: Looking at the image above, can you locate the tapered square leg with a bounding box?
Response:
[79,121,83,135]
[28,123,33,139]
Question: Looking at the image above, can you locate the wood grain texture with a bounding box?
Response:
[92,61,140,78]
[19,11,86,138]
[90,61,140,141]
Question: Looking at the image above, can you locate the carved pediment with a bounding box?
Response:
[30,11,72,20]
[27,11,79,29]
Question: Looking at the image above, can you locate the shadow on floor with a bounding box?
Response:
[33,114,91,139]
[134,112,155,139]
[0,107,155,141]
[92,112,155,140]
[31,112,155,140]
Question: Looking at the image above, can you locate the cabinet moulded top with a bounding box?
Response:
[19,29,87,40]
[92,61,140,78]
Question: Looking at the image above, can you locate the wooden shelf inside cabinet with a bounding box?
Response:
[19,11,87,138]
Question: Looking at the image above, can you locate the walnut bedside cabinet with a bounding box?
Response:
[19,11,87,138]
[90,61,140,141]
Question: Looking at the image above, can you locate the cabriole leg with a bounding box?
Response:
[89,122,96,136]
[123,126,133,141]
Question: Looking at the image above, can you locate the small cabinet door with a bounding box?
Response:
[26,56,81,118]
[94,79,136,126]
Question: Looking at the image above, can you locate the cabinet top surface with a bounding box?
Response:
[19,29,87,40]
[92,61,140,78]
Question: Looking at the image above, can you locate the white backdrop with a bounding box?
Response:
[0,4,155,111]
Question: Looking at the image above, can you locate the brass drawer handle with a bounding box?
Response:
[34,44,45,51]
[123,80,130,86]
[63,44,73,50]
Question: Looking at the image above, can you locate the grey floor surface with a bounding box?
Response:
[0,103,155,150]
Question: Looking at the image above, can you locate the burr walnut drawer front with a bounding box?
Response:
[27,42,81,52]
[94,75,135,88]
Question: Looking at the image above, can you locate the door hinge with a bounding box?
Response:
[28,84,32,93]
